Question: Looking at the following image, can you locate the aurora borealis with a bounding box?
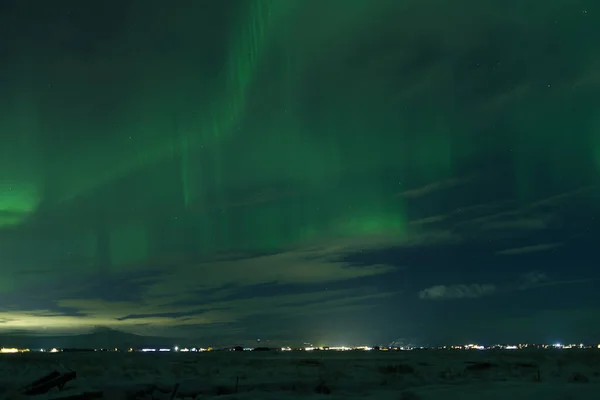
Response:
[1,0,599,345]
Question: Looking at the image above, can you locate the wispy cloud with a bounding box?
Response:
[483,218,549,231]
[515,271,587,291]
[409,215,448,226]
[407,202,506,228]
[528,186,594,209]
[0,285,397,336]
[420,270,589,302]
[457,186,593,233]
[517,271,551,289]
[495,243,563,256]
[0,233,409,335]
[145,246,396,299]
[399,176,474,199]
[418,284,496,300]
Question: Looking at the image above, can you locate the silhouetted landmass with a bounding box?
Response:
[0,327,182,350]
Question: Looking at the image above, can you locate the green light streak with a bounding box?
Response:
[4,0,599,270]
[593,116,600,174]
[0,90,42,226]
[51,0,280,207]
[0,184,40,227]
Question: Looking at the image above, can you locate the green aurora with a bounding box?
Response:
[2,0,598,258]
[0,0,599,340]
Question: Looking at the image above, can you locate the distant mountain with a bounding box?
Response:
[0,327,185,350]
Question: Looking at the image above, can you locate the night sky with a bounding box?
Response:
[1,0,599,346]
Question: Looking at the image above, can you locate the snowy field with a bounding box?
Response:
[1,349,599,399]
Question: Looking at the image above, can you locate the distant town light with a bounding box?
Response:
[329,346,351,351]
[3,342,593,354]
[0,348,19,353]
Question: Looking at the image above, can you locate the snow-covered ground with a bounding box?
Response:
[1,349,599,399]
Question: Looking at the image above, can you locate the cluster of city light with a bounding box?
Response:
[292,346,395,351]
[137,347,211,352]
[1,343,599,354]
[437,343,596,350]
[241,343,600,352]
[0,348,58,353]
[552,343,588,349]
[0,348,25,353]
